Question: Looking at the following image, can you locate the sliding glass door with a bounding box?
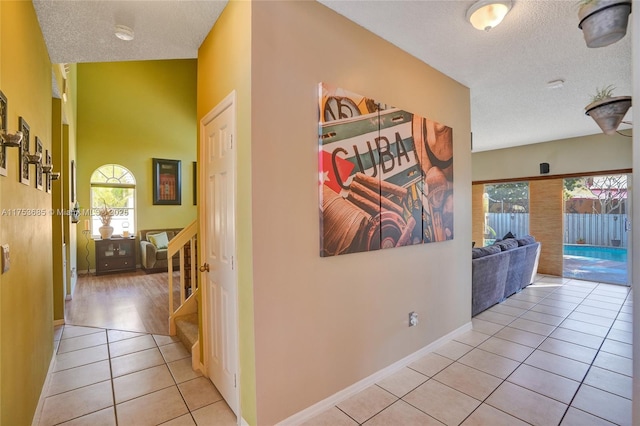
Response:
[563,174,630,285]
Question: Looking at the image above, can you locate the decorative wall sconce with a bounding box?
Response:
[0,90,16,177]
[44,150,52,193]
[26,152,42,165]
[0,131,23,148]
[41,158,60,180]
[28,150,43,191]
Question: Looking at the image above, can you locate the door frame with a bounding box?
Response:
[198,90,241,418]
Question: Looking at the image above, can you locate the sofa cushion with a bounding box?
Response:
[495,238,518,251]
[472,245,501,259]
[517,235,536,246]
[148,232,169,249]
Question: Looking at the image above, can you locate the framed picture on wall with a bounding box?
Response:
[35,137,43,190]
[0,91,7,177]
[153,158,181,205]
[18,117,30,186]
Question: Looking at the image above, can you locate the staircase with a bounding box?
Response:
[167,220,201,369]
[175,312,199,354]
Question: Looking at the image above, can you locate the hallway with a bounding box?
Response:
[36,325,235,425]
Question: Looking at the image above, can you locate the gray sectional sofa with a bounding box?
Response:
[471,236,541,316]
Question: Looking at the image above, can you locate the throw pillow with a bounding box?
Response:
[517,235,536,246]
[495,238,518,251]
[502,231,516,240]
[148,232,169,249]
[472,245,501,259]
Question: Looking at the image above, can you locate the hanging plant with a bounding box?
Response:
[584,85,632,135]
[578,0,632,48]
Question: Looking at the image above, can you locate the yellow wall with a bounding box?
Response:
[197,1,256,423]
[250,2,471,424]
[76,60,197,271]
[51,98,64,319]
[0,2,54,424]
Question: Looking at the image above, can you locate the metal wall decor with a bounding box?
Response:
[0,91,7,177]
[18,117,30,186]
[35,137,43,190]
[45,150,52,193]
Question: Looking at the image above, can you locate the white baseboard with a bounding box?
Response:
[31,347,57,426]
[277,321,472,426]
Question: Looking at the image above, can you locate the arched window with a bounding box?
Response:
[90,164,136,236]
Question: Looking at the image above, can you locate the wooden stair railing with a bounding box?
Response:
[167,220,199,334]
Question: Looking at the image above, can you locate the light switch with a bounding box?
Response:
[1,244,9,273]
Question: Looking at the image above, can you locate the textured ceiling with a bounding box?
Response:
[33,0,227,63]
[33,0,632,152]
[319,0,632,152]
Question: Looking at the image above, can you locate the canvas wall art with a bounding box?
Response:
[318,83,454,257]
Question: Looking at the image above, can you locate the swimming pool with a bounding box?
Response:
[564,244,627,262]
[563,244,628,285]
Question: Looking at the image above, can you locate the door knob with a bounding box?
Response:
[199,263,210,272]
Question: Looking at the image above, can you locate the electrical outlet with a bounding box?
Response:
[409,311,418,327]
[1,244,9,273]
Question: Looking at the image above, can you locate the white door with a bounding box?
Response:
[200,92,238,415]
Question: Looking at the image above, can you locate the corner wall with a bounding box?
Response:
[76,60,198,271]
[0,2,54,424]
[197,1,256,423]
[250,2,471,424]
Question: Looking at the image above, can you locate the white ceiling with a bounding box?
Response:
[33,0,632,152]
[33,0,227,63]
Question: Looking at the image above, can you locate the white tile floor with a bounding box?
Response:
[303,276,633,426]
[38,326,236,426]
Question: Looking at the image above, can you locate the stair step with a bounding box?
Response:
[175,312,198,354]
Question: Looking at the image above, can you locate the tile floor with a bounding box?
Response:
[38,325,236,426]
[303,276,633,426]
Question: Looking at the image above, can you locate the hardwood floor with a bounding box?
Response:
[65,270,181,335]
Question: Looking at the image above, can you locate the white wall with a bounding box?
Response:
[472,133,631,181]
[250,2,471,424]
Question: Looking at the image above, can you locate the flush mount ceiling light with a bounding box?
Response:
[114,24,134,41]
[467,0,513,32]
